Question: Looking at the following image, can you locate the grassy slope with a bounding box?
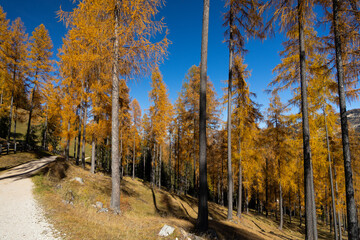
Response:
[0,150,52,171]
[32,159,342,240]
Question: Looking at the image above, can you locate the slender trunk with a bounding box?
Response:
[110,0,121,214]
[193,115,196,191]
[151,142,156,186]
[13,109,17,145]
[158,145,162,188]
[76,112,82,165]
[91,136,96,174]
[197,0,209,232]
[332,1,359,238]
[169,133,173,190]
[279,183,283,230]
[43,109,48,149]
[26,86,36,146]
[143,146,146,180]
[81,102,87,169]
[265,157,269,218]
[132,134,135,179]
[289,193,292,224]
[334,167,343,240]
[0,88,3,106]
[237,138,242,218]
[298,1,318,239]
[227,2,234,221]
[7,93,14,142]
[66,120,70,161]
[246,187,249,214]
[74,136,77,158]
[324,107,338,239]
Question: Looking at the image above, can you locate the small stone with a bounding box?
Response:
[96,201,103,209]
[72,177,84,184]
[98,208,108,213]
[158,224,175,237]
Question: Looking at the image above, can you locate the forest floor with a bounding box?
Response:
[32,157,345,240]
[0,155,61,240]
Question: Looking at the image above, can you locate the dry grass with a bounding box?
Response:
[32,159,344,240]
[0,150,52,171]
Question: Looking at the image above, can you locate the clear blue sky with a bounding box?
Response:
[1,0,358,121]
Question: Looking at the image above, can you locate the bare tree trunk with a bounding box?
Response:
[91,136,96,174]
[132,134,135,179]
[332,1,359,239]
[13,109,17,147]
[237,138,242,218]
[76,112,82,166]
[66,120,71,161]
[143,146,146,180]
[7,93,14,142]
[151,142,156,186]
[81,102,87,169]
[279,183,283,230]
[110,0,121,214]
[26,86,36,146]
[43,108,48,150]
[158,145,162,188]
[324,107,338,239]
[197,0,210,232]
[227,1,234,221]
[298,1,318,239]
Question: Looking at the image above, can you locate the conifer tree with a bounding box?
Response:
[26,24,53,146]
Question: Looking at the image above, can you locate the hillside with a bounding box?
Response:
[32,158,339,240]
[347,108,360,132]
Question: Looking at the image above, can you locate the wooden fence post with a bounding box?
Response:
[14,142,17,154]
[7,142,10,154]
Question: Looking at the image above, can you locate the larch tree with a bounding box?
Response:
[197,0,210,232]
[26,24,53,147]
[130,98,141,179]
[223,0,263,220]
[4,18,28,143]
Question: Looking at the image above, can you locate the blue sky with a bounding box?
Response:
[1,0,358,122]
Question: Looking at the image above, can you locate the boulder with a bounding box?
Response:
[158,224,175,237]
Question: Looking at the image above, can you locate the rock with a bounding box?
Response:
[96,201,103,209]
[71,177,84,184]
[98,208,108,213]
[158,224,175,237]
[55,184,62,189]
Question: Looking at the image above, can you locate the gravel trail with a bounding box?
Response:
[0,156,61,240]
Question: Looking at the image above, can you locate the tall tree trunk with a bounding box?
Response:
[334,167,343,240]
[227,2,234,221]
[265,157,269,218]
[237,138,242,218]
[143,146,146,180]
[332,1,359,239]
[74,136,77,158]
[279,183,283,230]
[169,133,173,190]
[193,115,196,192]
[43,108,48,150]
[76,112,82,165]
[110,0,121,214]
[81,102,87,169]
[151,142,156,186]
[7,93,14,142]
[197,0,209,232]
[324,107,338,240]
[91,136,96,174]
[26,86,36,146]
[66,120,71,161]
[132,134,135,179]
[0,88,3,106]
[158,145,162,188]
[13,109,17,145]
[298,1,318,239]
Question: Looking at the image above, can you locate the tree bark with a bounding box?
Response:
[66,120,71,161]
[81,101,87,169]
[298,1,318,239]
[158,145,162,188]
[91,136,96,174]
[324,107,338,239]
[237,138,242,218]
[279,183,283,230]
[227,2,234,220]
[132,134,135,179]
[197,0,209,232]
[76,111,82,166]
[110,0,121,214]
[151,142,156,186]
[7,93,14,142]
[26,86,36,146]
[332,1,359,239]
[43,108,48,150]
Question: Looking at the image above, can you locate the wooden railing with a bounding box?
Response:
[0,142,26,155]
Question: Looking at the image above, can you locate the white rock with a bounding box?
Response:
[71,177,84,184]
[158,224,175,237]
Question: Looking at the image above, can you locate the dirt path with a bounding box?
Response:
[0,156,62,240]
